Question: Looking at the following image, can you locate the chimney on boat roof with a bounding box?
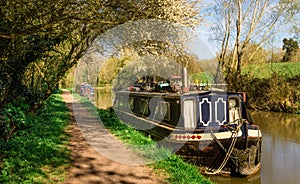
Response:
[182,67,189,93]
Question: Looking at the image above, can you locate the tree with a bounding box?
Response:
[291,1,300,40]
[0,0,109,108]
[242,43,268,66]
[282,38,299,62]
[206,0,298,86]
[0,0,203,110]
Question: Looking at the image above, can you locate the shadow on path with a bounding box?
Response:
[61,90,165,184]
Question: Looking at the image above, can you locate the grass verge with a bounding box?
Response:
[0,93,71,184]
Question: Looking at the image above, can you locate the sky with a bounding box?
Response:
[192,0,298,59]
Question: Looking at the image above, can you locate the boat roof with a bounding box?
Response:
[115,89,242,98]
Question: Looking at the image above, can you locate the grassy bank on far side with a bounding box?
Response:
[242,62,300,79]
[0,93,71,183]
[226,62,300,113]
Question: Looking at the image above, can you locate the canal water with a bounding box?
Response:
[94,88,300,184]
[209,111,300,184]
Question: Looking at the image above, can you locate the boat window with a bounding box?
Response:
[199,97,212,126]
[138,98,149,116]
[215,98,227,125]
[228,96,240,124]
[154,101,170,121]
[118,96,124,108]
[183,99,196,129]
[129,97,134,111]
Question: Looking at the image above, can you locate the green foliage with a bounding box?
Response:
[0,99,29,141]
[97,57,132,85]
[282,38,299,62]
[98,108,154,146]
[153,155,212,184]
[242,62,300,79]
[190,72,214,84]
[0,94,70,183]
[227,64,300,113]
[0,0,203,112]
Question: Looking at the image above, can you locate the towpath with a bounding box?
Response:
[61,90,166,184]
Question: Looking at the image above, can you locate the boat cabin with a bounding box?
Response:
[114,90,252,131]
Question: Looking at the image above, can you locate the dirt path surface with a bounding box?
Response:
[61,90,166,184]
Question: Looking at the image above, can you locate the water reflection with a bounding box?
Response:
[206,172,261,184]
[209,111,300,184]
[94,89,300,184]
[252,111,300,184]
[252,111,300,144]
[94,87,113,109]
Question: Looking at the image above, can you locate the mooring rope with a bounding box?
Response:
[204,121,243,175]
[205,118,241,170]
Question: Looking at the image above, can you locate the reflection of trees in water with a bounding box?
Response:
[252,111,300,184]
[95,88,113,109]
[251,111,300,143]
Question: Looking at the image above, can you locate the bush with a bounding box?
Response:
[0,99,29,141]
[226,72,300,113]
[0,94,70,183]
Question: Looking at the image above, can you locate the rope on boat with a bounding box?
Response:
[203,119,240,172]
[203,121,243,175]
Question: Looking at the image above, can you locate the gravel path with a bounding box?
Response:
[61,90,166,184]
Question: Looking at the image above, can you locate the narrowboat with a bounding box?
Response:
[75,83,95,100]
[113,76,262,176]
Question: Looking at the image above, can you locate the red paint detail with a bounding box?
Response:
[187,135,190,139]
[175,135,178,139]
[179,135,182,139]
[191,135,196,139]
[182,135,186,139]
[197,135,201,139]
